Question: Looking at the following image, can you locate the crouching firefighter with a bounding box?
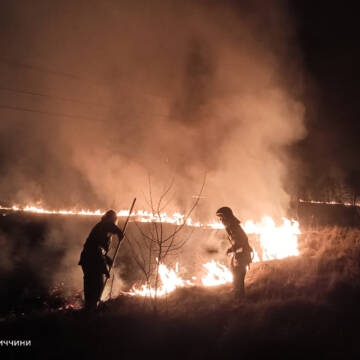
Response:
[216,207,253,299]
[78,210,124,310]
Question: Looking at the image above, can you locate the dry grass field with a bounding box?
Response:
[1,219,360,359]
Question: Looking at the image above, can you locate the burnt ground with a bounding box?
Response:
[1,204,360,359]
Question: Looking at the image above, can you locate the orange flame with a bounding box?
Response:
[201,260,233,286]
[1,204,302,297]
[128,262,195,297]
[129,260,233,297]
[243,216,300,260]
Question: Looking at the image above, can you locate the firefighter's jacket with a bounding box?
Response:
[225,219,253,267]
[78,220,123,274]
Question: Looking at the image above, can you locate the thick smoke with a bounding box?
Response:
[0,0,305,221]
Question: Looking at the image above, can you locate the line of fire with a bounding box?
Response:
[0,203,299,296]
[1,198,358,306]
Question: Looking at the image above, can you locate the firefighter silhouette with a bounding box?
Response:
[78,210,123,310]
[216,207,253,298]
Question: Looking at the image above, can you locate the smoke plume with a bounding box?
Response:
[0,0,306,221]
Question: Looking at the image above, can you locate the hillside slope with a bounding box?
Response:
[1,226,360,359]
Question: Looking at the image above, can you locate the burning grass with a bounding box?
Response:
[1,215,360,358]
[85,225,360,316]
[0,204,303,301]
[116,224,360,312]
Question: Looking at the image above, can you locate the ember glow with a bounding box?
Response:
[1,204,301,297]
[299,199,359,207]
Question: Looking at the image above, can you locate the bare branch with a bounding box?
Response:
[157,176,175,212]
[128,174,206,307]
[159,192,176,213]
[124,234,148,278]
[161,175,206,243]
[147,175,155,213]
[133,221,154,242]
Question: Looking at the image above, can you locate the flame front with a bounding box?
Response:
[128,216,301,297]
[0,204,301,260]
[243,216,300,260]
[128,263,194,297]
[201,260,233,286]
[1,204,302,297]
[0,205,202,226]
[129,260,232,297]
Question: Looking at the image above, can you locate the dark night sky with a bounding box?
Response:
[290,1,360,194]
[0,0,359,209]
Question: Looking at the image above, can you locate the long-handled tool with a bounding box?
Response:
[100,198,136,301]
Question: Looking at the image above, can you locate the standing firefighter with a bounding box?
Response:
[78,210,123,310]
[216,207,253,299]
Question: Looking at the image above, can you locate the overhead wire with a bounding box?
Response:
[0,85,111,109]
[0,56,94,83]
[0,55,225,122]
[0,56,175,120]
[0,104,103,121]
[0,56,172,101]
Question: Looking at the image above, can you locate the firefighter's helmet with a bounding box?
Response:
[216,206,234,219]
[102,209,117,223]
